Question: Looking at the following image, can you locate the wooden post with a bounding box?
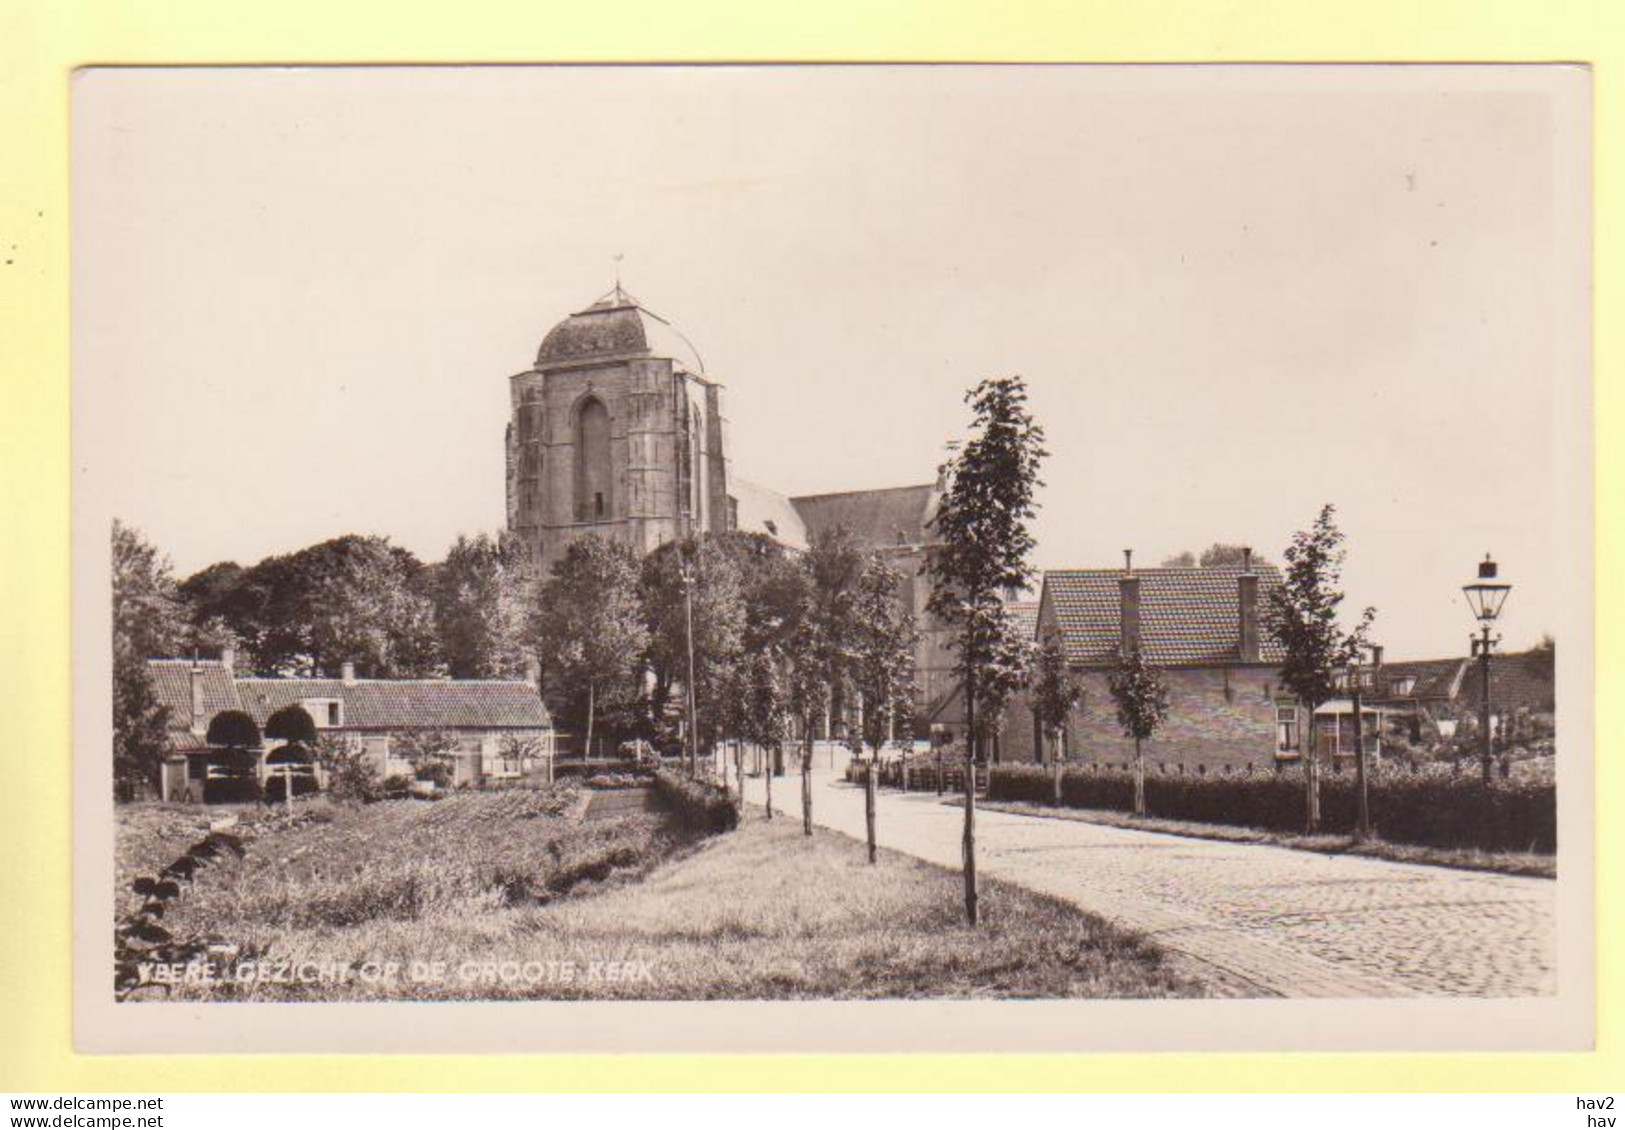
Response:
[802,715,814,837]
[865,757,878,864]
[1353,687,1370,842]
[1304,702,1321,833]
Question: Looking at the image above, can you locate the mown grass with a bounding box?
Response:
[137,797,1236,1001]
[975,798,1557,879]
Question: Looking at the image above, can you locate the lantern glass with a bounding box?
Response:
[1463,556,1511,622]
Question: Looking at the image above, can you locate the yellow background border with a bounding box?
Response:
[1,0,1616,1091]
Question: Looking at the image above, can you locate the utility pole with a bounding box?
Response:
[1477,624,1494,785]
[680,549,700,778]
[1351,658,1370,842]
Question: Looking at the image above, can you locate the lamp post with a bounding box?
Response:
[1346,649,1371,843]
[1462,554,1512,785]
[678,546,700,778]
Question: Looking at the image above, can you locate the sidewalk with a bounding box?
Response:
[740,763,1556,998]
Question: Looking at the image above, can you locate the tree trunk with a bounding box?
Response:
[764,744,774,819]
[865,756,878,864]
[1133,736,1146,816]
[963,680,979,927]
[1304,702,1321,834]
[584,680,596,764]
[1352,690,1370,843]
[802,713,814,837]
[1052,732,1063,806]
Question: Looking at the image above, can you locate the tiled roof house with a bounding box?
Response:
[997,555,1298,772]
[147,652,551,802]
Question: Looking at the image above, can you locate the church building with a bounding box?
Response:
[505,286,955,727]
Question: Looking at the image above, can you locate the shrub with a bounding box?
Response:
[651,769,737,834]
[987,763,1556,853]
[315,735,382,803]
[380,774,414,799]
[415,760,454,789]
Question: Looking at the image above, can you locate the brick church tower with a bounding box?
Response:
[506,287,731,575]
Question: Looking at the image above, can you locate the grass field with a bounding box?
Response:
[118,789,1235,1001]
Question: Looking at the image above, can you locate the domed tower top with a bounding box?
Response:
[535,285,707,376]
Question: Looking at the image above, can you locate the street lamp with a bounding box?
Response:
[1344,648,1372,842]
[1462,554,1512,784]
[677,545,700,778]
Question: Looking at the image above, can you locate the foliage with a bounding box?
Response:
[640,536,747,752]
[112,520,187,796]
[1267,504,1375,713]
[1030,628,1081,745]
[434,531,538,679]
[205,709,261,751]
[926,376,1047,747]
[314,733,382,803]
[987,764,1555,853]
[179,535,441,677]
[1107,648,1169,743]
[651,769,740,834]
[392,729,459,785]
[847,552,919,754]
[264,704,318,745]
[532,535,649,751]
[788,527,869,738]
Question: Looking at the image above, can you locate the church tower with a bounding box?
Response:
[506,288,731,575]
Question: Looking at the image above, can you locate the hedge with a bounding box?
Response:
[651,769,739,835]
[986,764,1556,854]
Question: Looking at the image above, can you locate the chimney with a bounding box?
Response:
[1241,546,1253,573]
[189,660,206,736]
[1238,570,1260,663]
[220,645,235,671]
[1370,644,1384,670]
[341,661,356,686]
[524,653,542,690]
[1119,551,1141,656]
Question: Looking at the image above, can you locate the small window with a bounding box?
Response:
[327,702,341,727]
[594,491,605,518]
[1275,705,1299,753]
[1390,676,1417,696]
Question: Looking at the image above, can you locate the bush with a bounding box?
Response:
[415,760,454,789]
[315,736,382,803]
[987,763,1556,853]
[651,769,737,834]
[380,774,414,799]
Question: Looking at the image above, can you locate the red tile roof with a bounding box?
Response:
[1043,565,1286,667]
[1373,658,1467,702]
[233,678,550,731]
[147,660,550,736]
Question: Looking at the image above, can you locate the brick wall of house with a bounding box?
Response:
[998,664,1285,772]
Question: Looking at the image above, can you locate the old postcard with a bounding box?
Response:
[70,63,1594,1053]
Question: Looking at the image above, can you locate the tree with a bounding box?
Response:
[434,532,537,679]
[313,732,379,803]
[846,552,918,863]
[1267,504,1375,833]
[393,728,460,787]
[264,704,318,747]
[183,536,441,677]
[1107,647,1169,816]
[641,537,747,765]
[736,649,793,818]
[112,521,187,797]
[1031,627,1081,767]
[788,527,868,836]
[1160,544,1269,569]
[532,536,649,759]
[926,375,1047,925]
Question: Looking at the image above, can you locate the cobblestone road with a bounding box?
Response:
[742,765,1555,998]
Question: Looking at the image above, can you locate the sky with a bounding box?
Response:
[73,65,1588,658]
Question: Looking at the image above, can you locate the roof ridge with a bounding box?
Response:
[789,483,936,503]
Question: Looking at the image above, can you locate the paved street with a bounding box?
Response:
[740,760,1556,998]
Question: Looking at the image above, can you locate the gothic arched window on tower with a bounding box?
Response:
[575,395,612,523]
[676,392,694,519]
